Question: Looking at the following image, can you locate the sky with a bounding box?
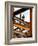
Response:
[14,7,30,22]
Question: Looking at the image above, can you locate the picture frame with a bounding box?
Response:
[5,2,37,44]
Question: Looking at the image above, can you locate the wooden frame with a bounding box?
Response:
[5,2,37,44]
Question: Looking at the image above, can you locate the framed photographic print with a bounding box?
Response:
[5,2,37,44]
